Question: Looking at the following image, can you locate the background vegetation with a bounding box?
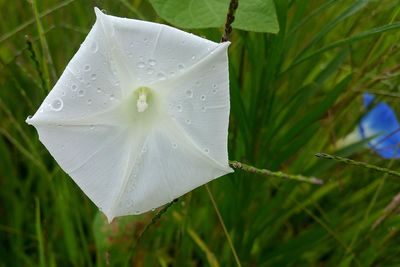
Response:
[1,0,400,266]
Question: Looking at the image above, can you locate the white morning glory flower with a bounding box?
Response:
[26,7,233,221]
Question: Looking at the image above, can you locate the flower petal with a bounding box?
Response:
[101,9,221,87]
[359,93,400,158]
[156,42,231,167]
[113,120,232,217]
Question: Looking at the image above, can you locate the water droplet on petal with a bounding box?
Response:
[195,81,201,87]
[181,40,186,45]
[172,143,178,149]
[61,91,66,96]
[204,148,210,153]
[191,55,196,60]
[91,74,97,80]
[87,99,92,105]
[51,98,63,111]
[201,106,207,112]
[137,61,145,68]
[27,115,32,120]
[78,90,85,97]
[84,64,91,71]
[90,42,98,53]
[71,84,77,91]
[90,125,95,130]
[157,72,166,80]
[148,59,157,66]
[128,52,133,57]
[178,63,185,70]
[200,95,206,101]
[186,89,193,98]
[96,88,101,93]
[146,68,154,75]
[185,119,191,125]
[110,94,115,101]
[177,105,182,112]
[129,42,134,48]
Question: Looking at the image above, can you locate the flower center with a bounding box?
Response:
[135,87,151,113]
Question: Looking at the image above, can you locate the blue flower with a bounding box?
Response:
[358,93,400,158]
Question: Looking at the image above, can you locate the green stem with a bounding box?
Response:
[206,185,242,267]
[229,160,324,185]
[315,153,400,178]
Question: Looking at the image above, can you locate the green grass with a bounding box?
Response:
[1,0,400,266]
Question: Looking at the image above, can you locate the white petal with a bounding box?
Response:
[26,10,124,126]
[157,42,231,167]
[34,124,132,220]
[100,9,221,87]
[114,120,232,217]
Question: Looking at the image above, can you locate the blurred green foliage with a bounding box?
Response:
[1,0,400,266]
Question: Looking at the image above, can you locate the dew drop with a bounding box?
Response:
[110,94,115,101]
[181,40,186,45]
[71,84,77,91]
[78,89,85,97]
[172,143,178,149]
[51,98,63,111]
[201,106,207,112]
[178,63,185,70]
[90,125,95,130]
[151,208,156,211]
[61,91,66,96]
[212,65,216,70]
[195,81,201,87]
[84,64,91,71]
[185,89,193,98]
[87,99,92,105]
[90,42,98,53]
[127,52,133,57]
[137,61,146,68]
[91,73,97,80]
[200,95,206,101]
[129,42,134,48]
[27,115,32,120]
[96,87,101,93]
[185,119,191,125]
[148,59,157,66]
[146,68,154,75]
[176,105,182,112]
[169,71,176,77]
[191,55,196,60]
[157,72,166,80]
[204,148,210,153]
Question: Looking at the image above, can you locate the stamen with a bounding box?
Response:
[137,91,148,112]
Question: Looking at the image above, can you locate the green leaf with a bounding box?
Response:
[149,0,279,33]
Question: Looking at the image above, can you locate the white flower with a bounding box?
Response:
[26,7,233,222]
